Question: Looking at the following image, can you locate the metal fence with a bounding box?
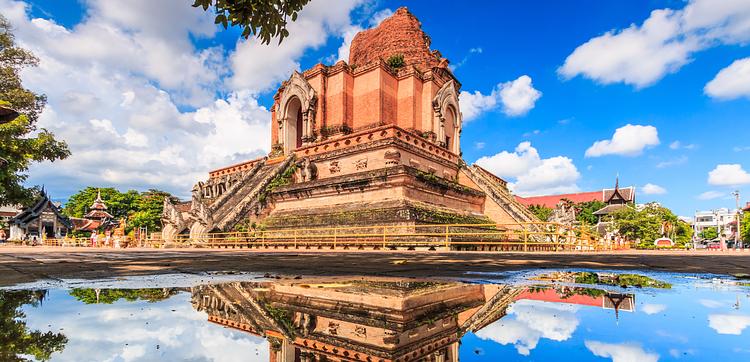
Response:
[152,222,625,252]
[18,222,629,252]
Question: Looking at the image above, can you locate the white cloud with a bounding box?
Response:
[699,299,725,308]
[474,142,486,150]
[499,75,542,116]
[475,300,579,356]
[656,156,688,168]
[641,303,667,315]
[459,89,498,121]
[669,141,695,150]
[707,164,750,186]
[642,183,667,195]
[560,0,750,88]
[708,314,750,335]
[585,341,659,362]
[24,292,270,361]
[229,0,365,92]
[459,75,542,121]
[705,57,750,100]
[451,46,483,70]
[3,0,368,198]
[585,124,660,157]
[697,191,725,200]
[476,142,580,196]
[369,8,394,27]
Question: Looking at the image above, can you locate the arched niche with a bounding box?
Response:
[432,80,462,155]
[278,71,317,154]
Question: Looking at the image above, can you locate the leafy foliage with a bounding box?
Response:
[526,200,605,225]
[609,203,692,248]
[742,212,750,244]
[574,272,671,289]
[0,15,70,206]
[386,54,405,69]
[698,226,718,240]
[573,200,607,226]
[63,187,177,233]
[528,204,553,221]
[0,290,68,361]
[192,0,311,44]
[69,288,177,304]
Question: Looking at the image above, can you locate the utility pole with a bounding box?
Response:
[732,190,741,250]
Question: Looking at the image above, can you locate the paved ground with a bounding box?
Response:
[1,246,749,286]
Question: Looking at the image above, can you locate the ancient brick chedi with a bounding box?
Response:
[162,7,537,242]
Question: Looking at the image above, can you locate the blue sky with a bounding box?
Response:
[4,0,750,216]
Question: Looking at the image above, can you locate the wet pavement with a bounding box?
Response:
[1,248,750,286]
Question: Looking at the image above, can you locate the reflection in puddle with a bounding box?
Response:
[2,273,750,361]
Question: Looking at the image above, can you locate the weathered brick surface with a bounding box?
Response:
[349,7,446,72]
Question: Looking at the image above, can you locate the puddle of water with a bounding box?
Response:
[2,271,750,361]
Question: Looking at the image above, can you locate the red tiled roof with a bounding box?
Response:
[71,218,102,232]
[84,209,113,219]
[515,191,602,208]
[744,202,750,212]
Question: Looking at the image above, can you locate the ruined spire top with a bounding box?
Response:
[348,6,447,71]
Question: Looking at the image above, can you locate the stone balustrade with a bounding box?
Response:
[208,156,265,179]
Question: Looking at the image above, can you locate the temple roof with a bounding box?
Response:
[84,190,113,219]
[593,204,630,216]
[516,191,602,208]
[515,186,636,209]
[11,190,74,229]
[348,7,447,72]
[71,217,102,232]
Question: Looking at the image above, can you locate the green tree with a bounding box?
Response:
[63,187,140,220]
[192,0,311,44]
[610,203,692,249]
[742,212,750,244]
[528,204,553,221]
[0,15,70,206]
[574,200,607,226]
[699,226,718,240]
[128,189,178,233]
[69,288,177,304]
[64,187,175,233]
[0,290,68,361]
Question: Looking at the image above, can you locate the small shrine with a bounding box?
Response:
[9,189,73,240]
[71,190,117,234]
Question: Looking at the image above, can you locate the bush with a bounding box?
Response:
[386,54,405,69]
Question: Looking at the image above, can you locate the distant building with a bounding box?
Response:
[693,208,738,240]
[9,190,73,240]
[70,190,117,235]
[0,205,22,241]
[515,178,636,240]
[515,182,636,209]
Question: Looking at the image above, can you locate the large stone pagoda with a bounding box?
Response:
[162,7,537,242]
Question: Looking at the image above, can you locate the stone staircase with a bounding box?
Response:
[210,154,295,231]
[463,164,541,226]
[208,159,267,210]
